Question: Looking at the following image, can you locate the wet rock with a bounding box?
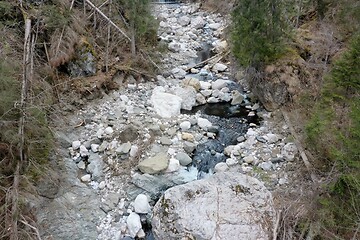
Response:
[237,136,246,142]
[152,173,274,240]
[138,152,169,174]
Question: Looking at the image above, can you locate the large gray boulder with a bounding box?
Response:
[152,173,275,240]
[171,86,197,111]
[151,87,182,118]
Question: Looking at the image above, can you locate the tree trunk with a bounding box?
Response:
[131,26,136,56]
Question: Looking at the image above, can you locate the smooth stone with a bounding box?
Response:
[104,127,114,135]
[200,89,212,97]
[138,152,169,174]
[175,152,193,166]
[207,97,219,103]
[211,79,227,90]
[243,155,255,164]
[72,140,81,150]
[130,145,139,158]
[134,194,151,214]
[151,87,182,118]
[183,141,196,153]
[214,162,229,173]
[81,174,91,182]
[197,117,212,130]
[212,63,228,72]
[80,145,89,157]
[160,136,172,146]
[226,158,238,166]
[116,142,132,154]
[126,212,142,238]
[179,121,191,131]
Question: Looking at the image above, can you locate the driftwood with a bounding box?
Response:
[84,0,131,42]
[185,50,230,72]
[281,110,317,182]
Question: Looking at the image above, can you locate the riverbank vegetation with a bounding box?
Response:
[0,0,159,239]
[229,0,360,238]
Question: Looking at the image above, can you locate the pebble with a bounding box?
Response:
[179,121,191,131]
[104,127,114,135]
[182,132,195,142]
[72,140,81,150]
[81,174,91,182]
[134,194,151,214]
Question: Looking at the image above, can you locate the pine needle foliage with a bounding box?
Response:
[306,33,360,236]
[230,0,286,69]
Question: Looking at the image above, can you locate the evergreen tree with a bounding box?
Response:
[116,0,157,55]
[231,0,285,69]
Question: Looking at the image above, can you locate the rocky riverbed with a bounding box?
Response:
[36,3,301,240]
